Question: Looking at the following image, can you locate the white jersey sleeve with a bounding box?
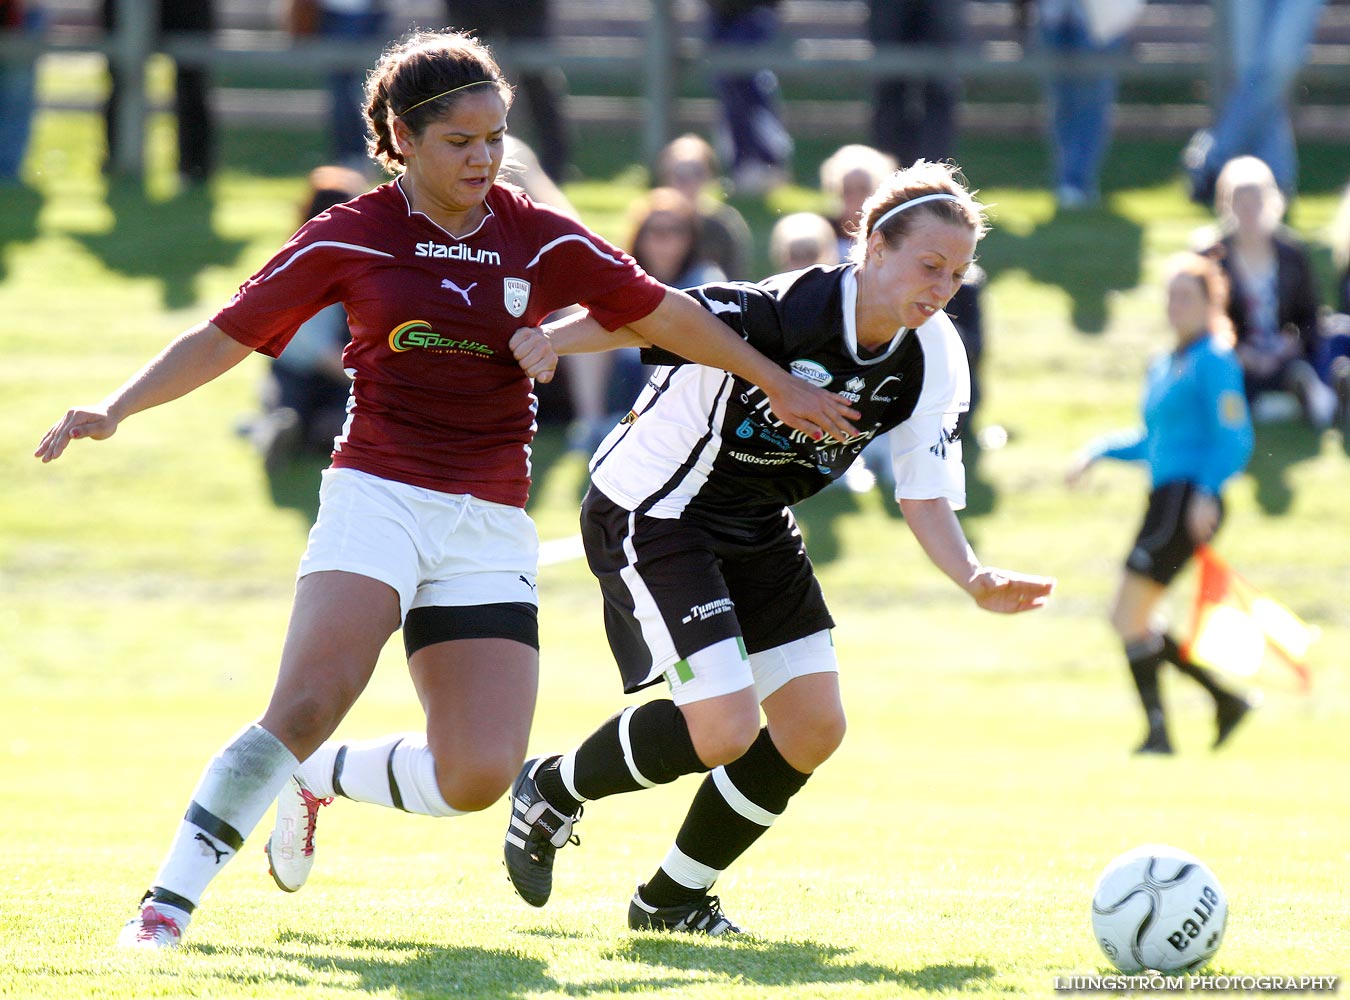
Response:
[888,311,970,510]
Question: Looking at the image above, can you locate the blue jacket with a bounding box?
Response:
[1087,333,1253,494]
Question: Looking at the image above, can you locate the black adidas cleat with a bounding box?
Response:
[503,756,580,907]
[628,884,743,935]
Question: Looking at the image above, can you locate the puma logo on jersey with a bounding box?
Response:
[441,279,477,305]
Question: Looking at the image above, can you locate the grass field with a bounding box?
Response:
[2,79,1348,999]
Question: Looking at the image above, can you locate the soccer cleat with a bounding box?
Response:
[116,901,187,949]
[1213,693,1254,749]
[628,884,743,935]
[503,756,580,907]
[265,776,332,892]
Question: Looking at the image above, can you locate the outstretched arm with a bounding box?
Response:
[34,321,254,462]
[512,289,861,443]
[900,497,1056,613]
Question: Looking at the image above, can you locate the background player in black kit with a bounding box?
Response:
[505,160,1057,934]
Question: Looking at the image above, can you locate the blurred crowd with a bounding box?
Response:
[5,0,1350,477]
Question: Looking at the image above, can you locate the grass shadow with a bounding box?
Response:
[979,200,1144,336]
[74,176,249,310]
[0,180,44,283]
[261,452,328,525]
[611,935,995,992]
[1244,420,1325,516]
[189,935,558,998]
[792,480,863,568]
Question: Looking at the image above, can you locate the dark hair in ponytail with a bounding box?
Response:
[363,29,513,174]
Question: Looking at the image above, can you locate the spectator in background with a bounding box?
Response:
[567,188,727,453]
[768,211,838,272]
[705,0,793,196]
[867,0,963,167]
[656,133,753,279]
[443,0,571,181]
[284,0,388,172]
[1035,0,1143,211]
[102,0,215,183]
[244,165,369,474]
[0,0,43,183]
[1182,0,1327,204]
[1067,252,1254,755]
[1198,156,1335,430]
[820,143,898,262]
[1324,183,1350,426]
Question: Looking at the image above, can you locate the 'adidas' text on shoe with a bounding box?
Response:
[503,756,580,907]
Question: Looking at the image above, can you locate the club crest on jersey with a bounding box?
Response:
[789,359,832,387]
[504,277,531,318]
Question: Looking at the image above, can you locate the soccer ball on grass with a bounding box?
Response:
[1091,844,1227,973]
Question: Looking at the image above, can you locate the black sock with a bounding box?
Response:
[1125,635,1168,736]
[643,728,809,908]
[533,755,582,816]
[1161,633,1236,702]
[566,700,706,803]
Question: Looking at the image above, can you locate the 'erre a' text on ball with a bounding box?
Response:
[1091,844,1227,973]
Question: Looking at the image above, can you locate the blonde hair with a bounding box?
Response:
[769,212,839,270]
[1331,182,1350,276]
[847,159,989,265]
[819,144,897,201]
[1214,155,1285,231]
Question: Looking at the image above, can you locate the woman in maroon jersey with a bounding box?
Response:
[34,29,858,950]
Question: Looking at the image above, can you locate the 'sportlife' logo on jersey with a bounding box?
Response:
[415,241,501,264]
[789,359,832,387]
[504,277,531,318]
[388,320,493,356]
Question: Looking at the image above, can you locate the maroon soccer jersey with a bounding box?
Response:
[213,181,666,506]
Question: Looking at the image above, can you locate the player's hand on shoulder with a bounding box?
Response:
[967,566,1056,614]
[509,326,558,383]
[34,405,120,463]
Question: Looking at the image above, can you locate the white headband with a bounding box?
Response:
[868,192,963,236]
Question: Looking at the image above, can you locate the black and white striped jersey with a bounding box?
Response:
[588,264,970,521]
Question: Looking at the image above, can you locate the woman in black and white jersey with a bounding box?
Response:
[505,160,1056,934]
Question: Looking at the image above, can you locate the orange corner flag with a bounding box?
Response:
[1184,546,1317,692]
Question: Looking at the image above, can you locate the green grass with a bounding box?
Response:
[2,89,1348,999]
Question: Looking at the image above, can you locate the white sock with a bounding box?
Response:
[313,733,464,818]
[150,724,298,908]
[294,741,342,798]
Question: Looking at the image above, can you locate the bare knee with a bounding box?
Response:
[774,707,847,773]
[434,752,518,813]
[686,700,761,768]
